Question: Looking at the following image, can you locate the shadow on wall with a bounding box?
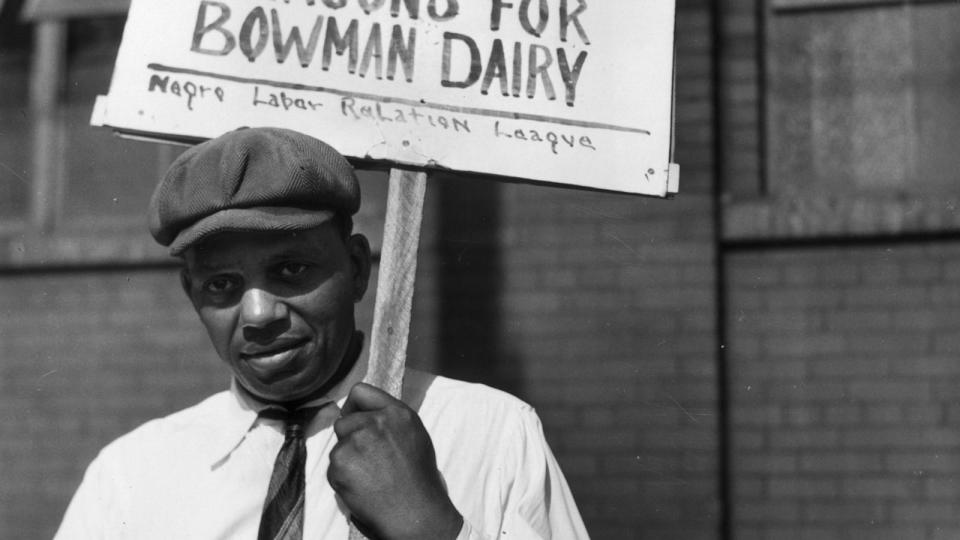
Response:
[435,173,524,398]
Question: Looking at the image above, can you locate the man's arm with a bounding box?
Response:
[494,406,591,540]
[329,381,590,540]
[54,450,112,540]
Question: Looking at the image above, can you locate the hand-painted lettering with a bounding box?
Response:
[148,74,226,111]
[252,85,324,111]
[494,120,598,154]
[490,0,589,42]
[427,0,459,22]
[190,6,417,82]
[341,96,471,133]
[489,0,512,31]
[441,32,481,89]
[560,0,590,44]
[239,7,269,62]
[358,0,386,14]
[387,24,416,81]
[556,48,587,106]
[188,0,592,104]
[519,0,548,38]
[271,11,324,67]
[526,44,555,101]
[191,1,236,56]
[322,18,359,73]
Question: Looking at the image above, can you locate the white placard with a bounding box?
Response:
[93,0,677,196]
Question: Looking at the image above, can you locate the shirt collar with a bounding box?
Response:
[206,332,368,467]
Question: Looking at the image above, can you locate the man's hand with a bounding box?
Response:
[329,383,463,540]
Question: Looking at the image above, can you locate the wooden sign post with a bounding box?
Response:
[91,1,678,536]
[364,168,427,400]
[343,167,426,538]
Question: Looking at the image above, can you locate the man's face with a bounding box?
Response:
[181,223,371,404]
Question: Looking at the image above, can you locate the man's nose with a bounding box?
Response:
[239,287,288,329]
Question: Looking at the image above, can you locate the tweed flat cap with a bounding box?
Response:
[149,127,360,255]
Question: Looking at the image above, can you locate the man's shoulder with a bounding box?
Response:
[404,368,537,425]
[98,390,236,457]
[403,369,555,488]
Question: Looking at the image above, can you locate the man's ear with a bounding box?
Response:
[347,233,372,303]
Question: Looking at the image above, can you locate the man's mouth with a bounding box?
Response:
[240,339,308,373]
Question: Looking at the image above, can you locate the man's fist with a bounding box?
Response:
[328,383,463,540]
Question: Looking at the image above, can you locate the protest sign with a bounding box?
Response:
[93,0,678,196]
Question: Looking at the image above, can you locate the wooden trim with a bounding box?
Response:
[0,225,386,269]
[21,0,128,20]
[772,0,954,13]
[723,194,960,241]
[0,233,170,268]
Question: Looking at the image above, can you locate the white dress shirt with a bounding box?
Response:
[54,363,590,540]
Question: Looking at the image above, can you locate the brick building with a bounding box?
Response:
[1,0,959,539]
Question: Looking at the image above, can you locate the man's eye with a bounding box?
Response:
[202,276,239,294]
[277,262,309,279]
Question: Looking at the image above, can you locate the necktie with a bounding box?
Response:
[257,406,323,540]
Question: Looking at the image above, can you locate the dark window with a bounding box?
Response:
[766,1,960,195]
[0,0,32,226]
[61,17,181,230]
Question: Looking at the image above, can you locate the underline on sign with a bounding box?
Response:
[147,63,652,136]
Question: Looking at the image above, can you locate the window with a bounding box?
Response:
[0,0,391,265]
[60,17,180,231]
[0,0,32,228]
[765,0,960,195]
[0,1,184,264]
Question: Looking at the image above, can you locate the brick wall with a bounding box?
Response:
[727,242,960,540]
[717,2,960,539]
[717,0,761,197]
[0,269,219,538]
[497,188,719,539]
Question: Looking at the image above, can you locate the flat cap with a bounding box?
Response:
[149,127,360,255]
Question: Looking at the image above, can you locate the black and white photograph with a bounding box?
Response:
[2,0,959,539]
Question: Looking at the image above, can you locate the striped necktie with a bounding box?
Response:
[257,406,323,540]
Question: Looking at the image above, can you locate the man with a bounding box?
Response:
[55,127,589,539]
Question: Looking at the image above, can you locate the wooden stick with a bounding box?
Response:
[350,167,427,539]
[364,167,428,397]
